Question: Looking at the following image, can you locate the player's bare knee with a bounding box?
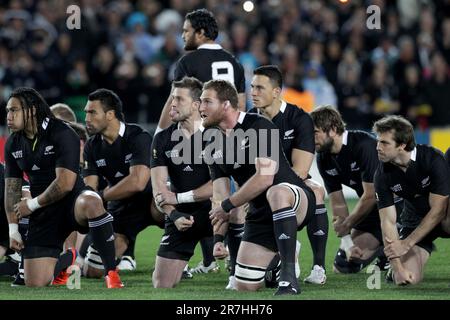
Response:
[266,185,290,209]
[312,185,326,204]
[75,192,104,220]
[25,277,51,287]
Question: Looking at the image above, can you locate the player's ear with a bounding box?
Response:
[273,87,282,97]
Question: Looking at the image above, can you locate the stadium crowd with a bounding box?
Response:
[0,0,449,128]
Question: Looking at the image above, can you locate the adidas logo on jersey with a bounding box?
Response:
[183,165,193,172]
[284,129,294,140]
[31,164,40,171]
[114,172,124,178]
[278,233,291,240]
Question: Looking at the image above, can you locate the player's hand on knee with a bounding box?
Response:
[170,210,194,231]
[9,223,24,252]
[213,242,229,259]
[384,237,410,259]
[209,206,230,225]
[333,216,349,236]
[348,246,363,261]
[393,267,415,286]
[14,198,33,219]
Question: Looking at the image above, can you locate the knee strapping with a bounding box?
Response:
[235,261,266,285]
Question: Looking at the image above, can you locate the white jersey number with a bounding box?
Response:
[211,61,235,85]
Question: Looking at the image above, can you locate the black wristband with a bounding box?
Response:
[221,198,236,213]
[169,210,189,222]
[214,234,225,244]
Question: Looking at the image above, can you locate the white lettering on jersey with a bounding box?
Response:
[96,159,106,167]
[12,150,23,159]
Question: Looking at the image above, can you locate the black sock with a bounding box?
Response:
[123,238,136,259]
[0,259,18,276]
[307,204,329,269]
[200,236,215,267]
[53,249,76,278]
[264,253,281,288]
[88,212,116,274]
[79,233,92,258]
[273,207,298,284]
[228,223,244,276]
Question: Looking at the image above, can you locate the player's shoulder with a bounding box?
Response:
[242,112,276,129]
[124,122,150,138]
[153,123,177,142]
[416,144,445,162]
[348,130,376,147]
[284,102,312,122]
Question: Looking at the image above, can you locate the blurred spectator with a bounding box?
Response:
[302,61,337,109]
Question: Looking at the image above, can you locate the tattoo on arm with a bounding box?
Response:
[38,180,68,206]
[5,178,22,222]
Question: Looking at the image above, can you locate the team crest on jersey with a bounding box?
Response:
[44,145,55,155]
[421,176,430,188]
[96,159,106,167]
[284,129,294,140]
[325,168,339,176]
[350,162,360,171]
[125,153,132,163]
[12,150,23,159]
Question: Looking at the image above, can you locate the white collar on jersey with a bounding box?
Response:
[410,147,417,161]
[342,130,349,145]
[118,122,126,137]
[42,117,49,130]
[102,121,125,140]
[280,101,287,113]
[198,43,222,50]
[237,111,246,124]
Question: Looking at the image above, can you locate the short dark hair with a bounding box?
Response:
[310,105,345,135]
[373,115,416,151]
[203,80,238,109]
[186,9,218,41]
[9,87,54,136]
[254,65,283,88]
[172,77,203,102]
[88,88,124,121]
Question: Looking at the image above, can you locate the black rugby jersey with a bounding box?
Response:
[5,118,84,197]
[151,123,211,213]
[374,145,450,227]
[174,44,245,93]
[249,101,315,166]
[206,112,309,210]
[317,130,379,197]
[83,122,153,194]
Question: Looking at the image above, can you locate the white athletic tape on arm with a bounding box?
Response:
[26,197,41,212]
[176,190,195,204]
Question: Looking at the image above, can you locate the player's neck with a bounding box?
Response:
[260,99,282,119]
[331,135,343,154]
[219,109,240,133]
[391,151,411,171]
[179,116,200,137]
[102,119,121,144]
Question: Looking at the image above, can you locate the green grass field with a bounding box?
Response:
[0,199,449,300]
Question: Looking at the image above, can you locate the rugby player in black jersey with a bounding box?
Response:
[156,9,246,275]
[373,115,450,285]
[150,77,218,288]
[156,8,246,133]
[200,79,316,295]
[4,87,123,288]
[311,106,395,273]
[249,65,328,285]
[82,89,164,278]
